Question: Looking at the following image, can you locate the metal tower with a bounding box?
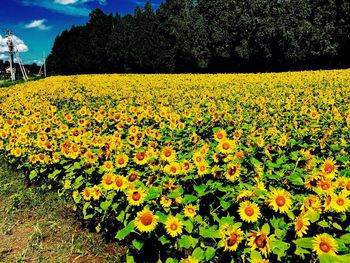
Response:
[5,30,28,81]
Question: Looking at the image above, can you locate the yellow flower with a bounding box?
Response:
[220,223,244,252]
[164,216,183,237]
[160,146,177,162]
[180,256,199,263]
[115,153,128,168]
[331,192,350,213]
[248,228,271,257]
[127,188,146,206]
[160,196,172,208]
[183,204,197,218]
[312,233,338,256]
[320,158,338,179]
[294,214,310,238]
[213,129,227,141]
[101,173,115,190]
[268,189,292,213]
[225,163,241,181]
[134,208,158,233]
[82,187,92,201]
[102,160,114,172]
[217,138,235,154]
[113,175,128,191]
[238,201,261,223]
[92,185,102,200]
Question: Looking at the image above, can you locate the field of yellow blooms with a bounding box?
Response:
[1,71,350,262]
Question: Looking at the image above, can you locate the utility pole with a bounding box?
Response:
[6,30,15,81]
[43,51,47,77]
[5,30,28,81]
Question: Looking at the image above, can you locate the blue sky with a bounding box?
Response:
[0,0,163,65]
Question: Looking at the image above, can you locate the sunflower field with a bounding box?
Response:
[1,70,350,262]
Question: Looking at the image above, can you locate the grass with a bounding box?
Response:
[0,161,124,263]
[0,76,42,88]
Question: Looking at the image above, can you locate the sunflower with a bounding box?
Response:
[320,158,338,179]
[127,188,146,206]
[213,129,227,141]
[197,162,210,176]
[301,195,322,213]
[256,137,264,148]
[217,138,235,154]
[115,153,129,168]
[82,187,92,201]
[294,214,311,238]
[180,256,199,263]
[160,146,177,162]
[316,178,334,194]
[101,173,115,190]
[133,151,148,165]
[248,228,271,257]
[220,223,244,252]
[92,185,102,200]
[183,204,197,218]
[225,163,241,181]
[312,233,338,256]
[331,192,350,213]
[238,201,261,223]
[164,162,181,176]
[278,134,288,147]
[268,189,292,213]
[134,208,159,233]
[164,216,183,237]
[160,196,172,208]
[102,160,114,172]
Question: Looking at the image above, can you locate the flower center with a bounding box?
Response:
[118,158,125,165]
[222,143,230,150]
[115,178,123,187]
[324,163,334,174]
[132,191,141,201]
[276,196,286,207]
[319,242,331,253]
[346,181,350,191]
[296,219,303,231]
[321,182,330,190]
[217,133,223,139]
[105,176,113,185]
[227,234,237,246]
[164,149,172,157]
[336,198,344,206]
[170,223,178,231]
[245,207,254,216]
[255,235,267,248]
[140,213,153,226]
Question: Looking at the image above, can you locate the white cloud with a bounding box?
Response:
[0,35,29,53]
[25,19,52,30]
[54,0,80,5]
[0,54,8,60]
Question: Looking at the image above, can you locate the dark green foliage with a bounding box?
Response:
[46,0,350,74]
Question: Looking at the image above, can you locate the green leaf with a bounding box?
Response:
[183,220,193,233]
[159,235,171,245]
[261,223,270,235]
[199,226,220,239]
[293,237,313,249]
[194,184,208,197]
[132,239,144,251]
[219,199,231,210]
[126,254,135,263]
[250,250,262,261]
[100,200,112,211]
[48,169,61,180]
[155,211,167,224]
[306,210,320,223]
[333,222,342,230]
[192,247,205,261]
[29,170,38,180]
[205,247,216,261]
[115,221,134,240]
[165,258,178,263]
[147,186,161,200]
[318,220,329,228]
[178,235,198,249]
[339,234,350,244]
[184,194,198,203]
[116,211,125,222]
[271,239,290,260]
[319,254,343,263]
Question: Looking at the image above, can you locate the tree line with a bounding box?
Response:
[47,0,350,74]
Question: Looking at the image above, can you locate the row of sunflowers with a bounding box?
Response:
[0,71,350,262]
